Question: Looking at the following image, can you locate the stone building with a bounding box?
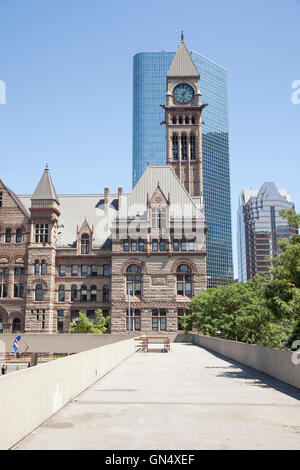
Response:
[0,37,207,334]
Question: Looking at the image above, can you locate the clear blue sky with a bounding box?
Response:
[0,0,299,277]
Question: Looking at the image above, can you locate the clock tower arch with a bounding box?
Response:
[161,34,207,199]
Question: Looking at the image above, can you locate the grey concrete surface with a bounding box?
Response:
[14,344,300,450]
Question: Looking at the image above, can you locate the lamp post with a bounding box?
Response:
[128,286,131,335]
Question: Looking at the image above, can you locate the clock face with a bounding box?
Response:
[173,83,194,104]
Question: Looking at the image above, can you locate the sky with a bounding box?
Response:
[0,0,299,277]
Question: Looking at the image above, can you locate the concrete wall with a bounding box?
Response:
[0,337,135,450]
[193,335,300,390]
[0,333,137,354]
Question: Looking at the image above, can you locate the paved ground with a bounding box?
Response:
[14,343,300,450]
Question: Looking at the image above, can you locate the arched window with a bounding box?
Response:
[181,135,187,160]
[172,134,178,161]
[176,265,193,297]
[41,260,47,275]
[172,116,176,124]
[58,285,65,302]
[35,284,43,301]
[81,234,89,254]
[126,265,141,296]
[34,260,40,275]
[80,285,87,302]
[191,116,195,124]
[190,134,196,160]
[16,228,22,243]
[185,116,189,124]
[103,285,109,302]
[0,317,3,333]
[90,285,97,302]
[71,285,78,301]
[5,229,11,243]
[12,318,21,333]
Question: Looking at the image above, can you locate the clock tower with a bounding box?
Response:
[161,34,207,199]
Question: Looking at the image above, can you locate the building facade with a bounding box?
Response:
[133,40,233,287]
[237,182,297,282]
[0,38,208,335]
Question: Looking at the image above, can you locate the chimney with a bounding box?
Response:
[104,187,109,208]
[118,187,123,211]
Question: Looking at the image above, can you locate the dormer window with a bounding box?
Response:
[152,208,166,229]
[81,234,89,254]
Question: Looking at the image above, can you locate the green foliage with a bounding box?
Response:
[71,309,109,334]
[184,210,300,349]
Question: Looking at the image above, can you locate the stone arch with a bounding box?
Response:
[9,311,25,333]
[171,259,197,274]
[121,259,146,274]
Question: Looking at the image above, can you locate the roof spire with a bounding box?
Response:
[32,166,59,204]
[181,30,184,42]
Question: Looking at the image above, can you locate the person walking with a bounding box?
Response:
[1,364,7,375]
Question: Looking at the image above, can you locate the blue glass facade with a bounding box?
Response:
[133,51,233,287]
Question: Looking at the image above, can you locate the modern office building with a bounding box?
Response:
[133,43,233,287]
[237,182,297,282]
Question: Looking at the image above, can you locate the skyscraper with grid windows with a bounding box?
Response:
[132,41,233,287]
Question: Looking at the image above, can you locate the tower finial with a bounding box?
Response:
[181,30,184,42]
[45,163,49,170]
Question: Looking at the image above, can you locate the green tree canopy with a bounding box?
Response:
[71,309,109,334]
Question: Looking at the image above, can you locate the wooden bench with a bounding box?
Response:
[134,336,170,353]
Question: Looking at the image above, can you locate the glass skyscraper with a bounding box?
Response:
[132,50,233,287]
[237,182,296,282]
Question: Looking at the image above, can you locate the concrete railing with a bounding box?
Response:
[0,337,135,450]
[193,334,300,390]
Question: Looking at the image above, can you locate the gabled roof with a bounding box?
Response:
[32,165,59,204]
[127,165,204,219]
[167,39,200,78]
[0,179,30,217]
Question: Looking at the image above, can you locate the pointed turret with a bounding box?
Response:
[167,35,199,79]
[32,164,59,205]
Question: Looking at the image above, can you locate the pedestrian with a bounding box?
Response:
[27,362,31,368]
[1,364,7,375]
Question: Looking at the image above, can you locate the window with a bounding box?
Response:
[91,265,98,276]
[59,265,66,277]
[57,309,64,317]
[152,208,166,229]
[81,233,89,254]
[19,284,25,298]
[152,239,158,252]
[81,265,89,277]
[72,265,78,276]
[58,285,65,302]
[90,285,97,301]
[5,229,11,243]
[80,285,87,302]
[14,284,19,297]
[71,285,78,301]
[159,239,166,251]
[103,285,109,302]
[190,135,196,160]
[178,309,186,330]
[126,265,141,296]
[71,310,79,319]
[35,284,43,301]
[35,224,48,243]
[87,310,95,319]
[103,265,110,277]
[14,267,25,275]
[176,265,193,297]
[57,319,64,333]
[16,228,22,243]
[0,284,7,298]
[0,317,3,333]
[181,135,187,160]
[41,260,47,275]
[188,240,194,251]
[138,240,145,252]
[131,240,137,252]
[192,116,195,124]
[181,240,187,251]
[13,284,24,298]
[34,260,40,275]
[172,134,178,160]
[152,309,167,331]
[0,192,2,207]
[126,309,141,331]
[173,240,179,251]
[12,318,21,333]
[123,240,129,252]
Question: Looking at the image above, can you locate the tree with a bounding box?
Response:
[71,309,109,334]
[183,277,291,348]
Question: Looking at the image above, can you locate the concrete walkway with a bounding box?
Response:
[14,343,300,450]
